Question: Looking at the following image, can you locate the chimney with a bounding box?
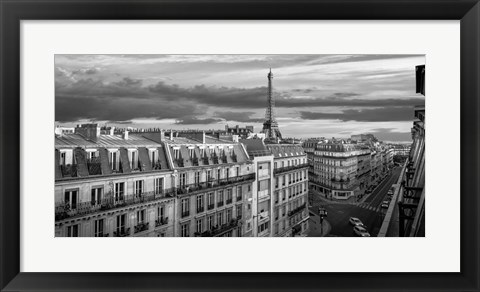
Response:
[170,130,174,140]
[123,130,129,140]
[74,123,100,142]
[202,131,206,144]
[160,130,165,141]
[109,127,115,135]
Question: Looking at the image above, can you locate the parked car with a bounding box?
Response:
[381,200,390,208]
[353,225,371,237]
[349,217,363,226]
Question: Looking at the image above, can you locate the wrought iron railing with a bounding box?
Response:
[288,203,306,217]
[113,227,130,237]
[175,173,255,196]
[155,217,169,227]
[195,218,240,237]
[61,164,78,177]
[55,189,176,221]
[134,222,149,233]
[274,163,309,175]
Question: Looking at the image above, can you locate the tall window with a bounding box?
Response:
[181,223,190,237]
[64,189,78,210]
[195,171,200,185]
[208,215,214,230]
[196,218,203,234]
[157,205,165,220]
[207,170,212,181]
[94,219,104,237]
[226,208,232,222]
[114,182,125,202]
[67,224,79,237]
[60,152,66,166]
[236,204,242,219]
[181,198,190,218]
[217,169,221,180]
[134,180,143,196]
[116,214,126,234]
[189,148,194,158]
[109,151,119,171]
[196,195,204,213]
[150,149,157,168]
[217,191,224,207]
[236,186,242,201]
[137,209,146,224]
[207,193,214,209]
[154,177,163,195]
[217,212,223,226]
[226,189,232,204]
[131,150,138,169]
[91,187,102,206]
[173,149,180,159]
[180,173,187,188]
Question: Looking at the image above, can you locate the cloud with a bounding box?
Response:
[175,117,223,125]
[214,111,264,123]
[368,128,412,142]
[299,107,416,122]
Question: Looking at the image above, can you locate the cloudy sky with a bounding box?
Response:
[55,54,425,142]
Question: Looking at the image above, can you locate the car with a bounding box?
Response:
[381,200,390,208]
[353,225,371,237]
[349,217,363,226]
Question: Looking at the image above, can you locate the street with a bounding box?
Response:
[308,167,402,237]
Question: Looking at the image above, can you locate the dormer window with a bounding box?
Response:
[173,148,180,159]
[130,150,139,170]
[189,148,194,158]
[109,150,120,171]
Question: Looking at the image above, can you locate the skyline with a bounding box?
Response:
[55,54,425,142]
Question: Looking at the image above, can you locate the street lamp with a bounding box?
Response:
[318,207,328,235]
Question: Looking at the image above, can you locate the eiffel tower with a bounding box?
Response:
[262,69,282,141]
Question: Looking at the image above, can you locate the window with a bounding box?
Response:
[275,178,278,188]
[109,151,119,171]
[282,205,286,216]
[91,187,102,206]
[157,205,165,220]
[150,149,157,168]
[134,180,143,196]
[60,152,66,166]
[275,192,279,203]
[189,148,194,158]
[218,191,224,205]
[94,219,104,237]
[181,198,190,217]
[116,214,126,234]
[217,169,221,180]
[236,166,240,176]
[64,189,78,209]
[137,209,146,224]
[226,208,232,222]
[130,150,138,169]
[282,175,285,186]
[196,195,204,213]
[207,215,214,230]
[154,177,163,195]
[207,170,212,181]
[67,224,79,237]
[258,222,269,234]
[236,204,242,219]
[179,173,187,188]
[207,193,215,209]
[217,212,223,226]
[196,218,204,234]
[195,171,200,185]
[173,149,180,159]
[282,190,286,201]
[226,189,232,204]
[236,186,242,201]
[114,182,125,202]
[248,184,251,192]
[181,223,190,237]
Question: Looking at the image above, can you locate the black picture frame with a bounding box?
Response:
[1,0,479,291]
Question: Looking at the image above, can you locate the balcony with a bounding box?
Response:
[155,217,169,227]
[192,157,199,166]
[181,211,190,218]
[212,155,219,164]
[236,195,242,202]
[152,160,162,170]
[113,227,130,237]
[231,154,238,162]
[55,189,176,221]
[217,201,224,207]
[207,204,215,210]
[274,163,309,175]
[220,155,228,163]
[87,158,102,175]
[96,233,109,237]
[226,199,232,205]
[134,222,149,233]
[175,173,256,197]
[202,156,209,165]
[61,164,78,177]
[196,218,240,237]
[196,207,205,213]
[288,203,307,217]
[175,158,184,167]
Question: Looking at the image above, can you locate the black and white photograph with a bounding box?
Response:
[54,54,425,238]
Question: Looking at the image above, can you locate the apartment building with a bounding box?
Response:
[54,124,255,237]
[267,144,309,237]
